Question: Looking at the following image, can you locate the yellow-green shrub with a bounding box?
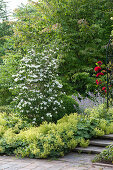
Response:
[0,125,6,137]
[79,138,90,148]
[94,128,105,136]
[93,145,113,164]
[105,122,113,134]
[99,119,107,131]
[85,104,112,121]
[0,104,113,158]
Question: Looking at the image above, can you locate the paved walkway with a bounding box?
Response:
[0,153,112,170]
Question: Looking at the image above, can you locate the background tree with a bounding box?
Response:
[0,0,7,20]
[1,0,113,108]
[111,17,113,38]
[0,0,14,105]
[0,0,9,60]
[10,0,113,97]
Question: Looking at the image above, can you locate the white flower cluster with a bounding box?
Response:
[12,47,65,123]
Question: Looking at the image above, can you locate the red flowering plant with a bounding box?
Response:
[94,60,112,98]
[94,61,107,96]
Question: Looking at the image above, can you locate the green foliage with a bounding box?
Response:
[0,54,21,105]
[79,138,89,148]
[56,0,113,95]
[94,128,105,136]
[84,103,112,120]
[0,112,31,155]
[0,0,7,20]
[93,145,113,164]
[0,0,12,59]
[110,17,113,37]
[0,88,12,105]
[0,0,112,108]
[0,21,13,58]
[0,105,12,114]
[0,112,31,131]
[0,1,14,104]
[58,95,79,119]
[0,104,113,158]
[0,112,80,158]
[6,0,113,97]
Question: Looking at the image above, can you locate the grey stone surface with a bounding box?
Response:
[0,153,112,170]
[73,146,105,154]
[74,135,113,154]
[100,134,113,139]
[90,139,113,147]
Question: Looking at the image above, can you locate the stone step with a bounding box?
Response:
[73,134,113,154]
[73,146,105,154]
[90,139,113,147]
[99,134,113,140]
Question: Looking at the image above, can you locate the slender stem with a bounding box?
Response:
[106,39,111,108]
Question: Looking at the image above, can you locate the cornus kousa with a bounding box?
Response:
[11,46,66,124]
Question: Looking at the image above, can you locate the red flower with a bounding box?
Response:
[94,66,101,72]
[96,79,102,85]
[102,87,106,90]
[97,61,102,66]
[96,72,104,77]
[104,90,107,93]
[96,79,98,84]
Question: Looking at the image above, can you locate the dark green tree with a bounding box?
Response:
[0,0,7,20]
[0,0,14,105]
[0,0,12,61]
[4,0,113,98]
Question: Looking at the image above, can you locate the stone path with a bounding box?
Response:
[0,153,113,170]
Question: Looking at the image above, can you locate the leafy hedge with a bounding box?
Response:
[0,104,113,158]
[0,105,12,114]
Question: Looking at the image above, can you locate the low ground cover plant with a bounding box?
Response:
[0,104,113,159]
[93,145,113,164]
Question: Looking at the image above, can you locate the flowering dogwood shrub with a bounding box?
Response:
[11,47,67,124]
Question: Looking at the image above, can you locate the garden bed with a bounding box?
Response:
[0,104,113,159]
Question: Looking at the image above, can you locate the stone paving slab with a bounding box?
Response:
[0,153,112,170]
[73,146,105,154]
[90,139,113,147]
[101,134,113,139]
